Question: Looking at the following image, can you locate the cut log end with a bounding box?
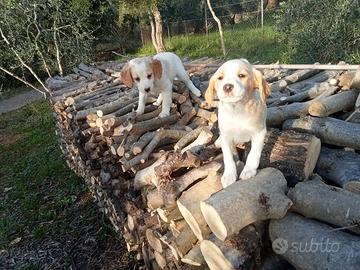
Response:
[200,202,227,241]
[344,181,360,195]
[200,240,235,270]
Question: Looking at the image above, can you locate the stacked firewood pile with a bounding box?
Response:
[48,57,360,270]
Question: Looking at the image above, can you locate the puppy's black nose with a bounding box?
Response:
[223,84,234,93]
[144,87,150,92]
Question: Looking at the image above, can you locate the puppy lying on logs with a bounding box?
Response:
[120,52,201,118]
[205,59,271,187]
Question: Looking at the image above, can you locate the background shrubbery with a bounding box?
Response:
[277,0,360,63]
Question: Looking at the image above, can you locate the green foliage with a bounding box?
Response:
[276,0,360,63]
[136,24,282,63]
[0,0,94,86]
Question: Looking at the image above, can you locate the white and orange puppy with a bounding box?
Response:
[121,52,201,118]
[205,59,270,188]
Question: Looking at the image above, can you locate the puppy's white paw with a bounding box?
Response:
[153,101,162,106]
[240,166,257,180]
[158,111,170,118]
[221,171,237,188]
[192,88,201,97]
[136,109,144,115]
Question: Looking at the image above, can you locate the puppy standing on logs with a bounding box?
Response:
[205,59,270,187]
[120,52,201,118]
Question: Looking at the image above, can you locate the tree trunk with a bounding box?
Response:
[149,14,159,52]
[269,213,360,270]
[207,0,226,56]
[288,178,360,235]
[151,6,166,53]
[201,168,292,241]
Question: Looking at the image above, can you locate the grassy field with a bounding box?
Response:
[0,102,133,269]
[136,24,283,63]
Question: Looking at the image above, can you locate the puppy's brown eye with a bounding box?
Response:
[147,74,152,79]
[218,76,223,80]
[135,77,140,82]
[238,74,246,78]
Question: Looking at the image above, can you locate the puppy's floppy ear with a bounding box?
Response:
[204,72,218,108]
[121,63,134,88]
[253,69,270,104]
[151,59,162,80]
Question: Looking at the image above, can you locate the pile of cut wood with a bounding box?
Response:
[48,57,360,270]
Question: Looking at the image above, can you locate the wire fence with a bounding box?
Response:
[139,0,276,45]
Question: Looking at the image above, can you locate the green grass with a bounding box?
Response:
[136,24,283,63]
[0,101,131,268]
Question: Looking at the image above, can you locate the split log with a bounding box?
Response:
[308,89,359,117]
[288,178,360,235]
[269,213,360,270]
[177,172,223,241]
[181,244,205,266]
[315,147,360,194]
[283,116,360,150]
[250,129,321,186]
[200,225,262,270]
[160,160,222,207]
[200,168,292,241]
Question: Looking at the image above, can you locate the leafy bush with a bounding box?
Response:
[0,0,94,88]
[277,0,360,63]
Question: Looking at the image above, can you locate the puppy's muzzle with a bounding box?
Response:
[223,84,234,94]
[144,87,150,93]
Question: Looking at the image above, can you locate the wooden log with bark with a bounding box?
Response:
[315,147,360,194]
[288,177,360,235]
[200,168,292,241]
[200,224,263,270]
[269,213,360,270]
[249,128,321,186]
[283,116,360,150]
[308,89,359,117]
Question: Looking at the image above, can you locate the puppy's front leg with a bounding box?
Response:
[240,129,266,179]
[136,91,147,115]
[158,89,172,118]
[153,93,163,106]
[221,137,237,188]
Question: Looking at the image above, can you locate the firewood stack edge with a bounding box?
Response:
[48,58,360,270]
